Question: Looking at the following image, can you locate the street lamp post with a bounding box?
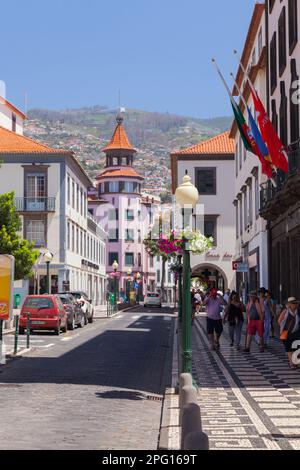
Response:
[136,272,141,304]
[127,268,132,302]
[112,260,119,311]
[175,174,199,374]
[43,251,53,295]
[177,255,183,323]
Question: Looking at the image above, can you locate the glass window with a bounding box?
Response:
[109,209,119,220]
[125,253,134,266]
[72,225,75,252]
[109,181,119,193]
[204,217,217,244]
[157,270,161,283]
[109,228,119,242]
[124,181,134,193]
[109,252,119,265]
[67,175,70,205]
[26,220,45,247]
[72,181,75,208]
[125,229,134,242]
[24,297,54,309]
[195,168,216,195]
[150,256,154,268]
[126,209,134,221]
[67,221,70,250]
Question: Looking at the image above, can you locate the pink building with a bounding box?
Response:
[89,114,159,299]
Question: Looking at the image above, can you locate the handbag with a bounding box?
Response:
[280,330,288,341]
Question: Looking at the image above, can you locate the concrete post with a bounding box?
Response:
[181,402,202,449]
[184,431,209,451]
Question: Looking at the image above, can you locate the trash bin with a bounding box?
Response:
[14,293,21,309]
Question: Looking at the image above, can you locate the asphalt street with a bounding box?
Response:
[0,306,175,450]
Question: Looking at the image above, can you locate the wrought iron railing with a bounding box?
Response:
[14,197,56,212]
[260,148,300,210]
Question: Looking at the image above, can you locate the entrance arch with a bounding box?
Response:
[191,263,228,293]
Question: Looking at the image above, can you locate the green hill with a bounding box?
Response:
[25,106,232,195]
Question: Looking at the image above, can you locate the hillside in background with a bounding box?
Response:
[25,106,232,197]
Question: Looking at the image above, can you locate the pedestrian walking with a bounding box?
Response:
[278,297,300,369]
[264,291,275,346]
[223,292,245,350]
[202,289,227,351]
[224,289,231,304]
[194,290,202,315]
[245,291,265,353]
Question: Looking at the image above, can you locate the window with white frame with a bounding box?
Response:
[26,220,45,247]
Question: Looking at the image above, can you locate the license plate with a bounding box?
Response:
[31,321,46,325]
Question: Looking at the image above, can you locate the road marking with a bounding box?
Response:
[60,334,80,342]
[131,316,140,320]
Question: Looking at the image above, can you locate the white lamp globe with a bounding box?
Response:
[112,260,119,271]
[43,251,53,263]
[175,174,199,209]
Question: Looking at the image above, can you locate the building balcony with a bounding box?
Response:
[260,149,300,221]
[15,197,56,213]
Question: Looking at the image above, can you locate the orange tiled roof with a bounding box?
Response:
[102,122,136,153]
[171,131,234,156]
[0,125,70,154]
[0,96,27,120]
[96,167,144,180]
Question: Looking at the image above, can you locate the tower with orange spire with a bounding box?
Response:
[89,114,158,300]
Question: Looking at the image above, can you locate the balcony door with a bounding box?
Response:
[26,174,46,211]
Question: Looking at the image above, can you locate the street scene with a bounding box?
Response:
[1,0,300,457]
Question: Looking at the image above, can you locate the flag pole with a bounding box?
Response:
[229,73,248,110]
[233,50,258,97]
[211,58,236,105]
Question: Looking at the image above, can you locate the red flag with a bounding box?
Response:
[241,122,274,179]
[251,90,289,173]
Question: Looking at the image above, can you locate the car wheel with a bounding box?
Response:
[55,324,61,336]
[78,315,85,328]
[84,313,89,325]
[62,319,68,333]
[19,327,25,335]
[88,312,94,324]
[68,317,75,331]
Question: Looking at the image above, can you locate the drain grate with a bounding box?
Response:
[146,395,163,402]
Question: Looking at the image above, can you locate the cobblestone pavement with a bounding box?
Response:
[0,309,174,450]
[192,314,300,450]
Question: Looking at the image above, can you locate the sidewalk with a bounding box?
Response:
[167,312,300,450]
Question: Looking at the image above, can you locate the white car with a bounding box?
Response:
[67,291,94,324]
[144,292,162,308]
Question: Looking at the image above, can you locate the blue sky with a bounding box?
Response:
[1,0,254,118]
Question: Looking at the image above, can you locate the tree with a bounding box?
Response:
[0,192,39,280]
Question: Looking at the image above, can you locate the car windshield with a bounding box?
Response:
[24,298,54,309]
[59,296,70,305]
[70,293,81,299]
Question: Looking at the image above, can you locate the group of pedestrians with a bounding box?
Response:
[191,286,300,369]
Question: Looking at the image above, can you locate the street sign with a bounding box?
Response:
[232,261,238,271]
[0,255,15,321]
[236,262,249,273]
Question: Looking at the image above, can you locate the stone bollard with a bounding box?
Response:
[179,373,193,424]
[181,402,202,449]
[184,431,209,451]
[180,384,198,426]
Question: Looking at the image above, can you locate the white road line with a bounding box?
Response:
[60,334,80,342]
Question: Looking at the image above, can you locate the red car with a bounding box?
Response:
[19,295,68,335]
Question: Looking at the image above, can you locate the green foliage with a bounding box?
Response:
[0,192,39,280]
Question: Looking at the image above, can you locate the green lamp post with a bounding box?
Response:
[112,260,119,312]
[43,251,53,295]
[175,174,199,374]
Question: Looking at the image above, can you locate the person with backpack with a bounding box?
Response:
[278,297,300,369]
[223,292,245,350]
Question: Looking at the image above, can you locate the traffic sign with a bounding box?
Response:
[232,261,248,272]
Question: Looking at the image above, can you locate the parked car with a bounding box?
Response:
[144,292,162,308]
[65,291,94,324]
[19,295,68,335]
[57,293,85,330]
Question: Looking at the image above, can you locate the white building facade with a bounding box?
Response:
[0,123,107,307]
[171,132,236,292]
[230,3,269,296]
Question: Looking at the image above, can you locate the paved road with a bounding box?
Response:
[192,314,300,450]
[0,307,174,450]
